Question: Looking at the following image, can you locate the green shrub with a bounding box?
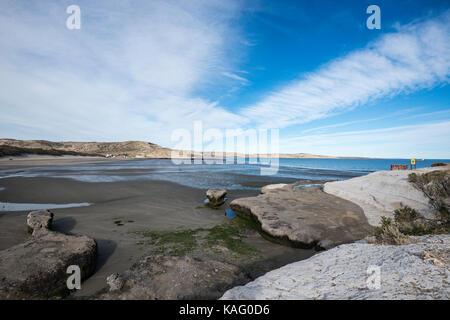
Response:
[394,206,419,222]
[374,217,412,245]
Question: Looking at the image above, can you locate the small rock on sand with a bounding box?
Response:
[27,209,53,234]
[206,189,227,207]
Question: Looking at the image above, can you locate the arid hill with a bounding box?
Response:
[0,139,172,158]
[0,139,365,159]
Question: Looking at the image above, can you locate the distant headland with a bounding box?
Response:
[0,139,373,159]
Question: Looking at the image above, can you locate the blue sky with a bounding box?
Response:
[0,0,449,158]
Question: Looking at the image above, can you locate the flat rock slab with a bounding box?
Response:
[221,235,450,300]
[99,255,251,300]
[0,211,97,299]
[230,183,372,249]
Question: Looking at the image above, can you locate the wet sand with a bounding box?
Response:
[0,154,125,169]
[0,160,318,297]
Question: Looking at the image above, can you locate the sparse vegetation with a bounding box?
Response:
[374,170,450,244]
[408,171,449,211]
[408,170,449,228]
[374,216,412,245]
[374,205,450,245]
[393,206,427,235]
[0,145,99,157]
[132,218,261,260]
[0,139,172,158]
[204,219,258,256]
[136,229,198,256]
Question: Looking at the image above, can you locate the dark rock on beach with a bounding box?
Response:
[0,210,97,299]
[100,255,251,300]
[230,182,373,250]
[206,189,227,207]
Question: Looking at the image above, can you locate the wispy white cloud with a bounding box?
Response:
[0,0,247,144]
[241,12,450,128]
[0,1,449,158]
[299,107,420,134]
[221,71,249,84]
[400,109,450,120]
[280,120,450,158]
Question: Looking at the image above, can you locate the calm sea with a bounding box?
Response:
[0,158,448,190]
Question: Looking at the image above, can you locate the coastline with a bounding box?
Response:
[0,156,448,299]
[0,155,123,169]
[0,159,317,297]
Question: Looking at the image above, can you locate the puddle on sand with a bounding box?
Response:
[225,208,237,218]
[0,202,92,212]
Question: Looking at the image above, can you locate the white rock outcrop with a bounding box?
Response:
[221,235,449,300]
[323,167,448,226]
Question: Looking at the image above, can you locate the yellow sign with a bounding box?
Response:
[411,158,416,165]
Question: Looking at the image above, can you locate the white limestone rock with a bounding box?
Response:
[221,235,449,300]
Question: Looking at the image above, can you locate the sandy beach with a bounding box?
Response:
[0,155,123,169]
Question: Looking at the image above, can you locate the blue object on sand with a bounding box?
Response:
[204,198,210,204]
[293,183,323,190]
[225,208,237,218]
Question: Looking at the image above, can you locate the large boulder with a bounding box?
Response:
[230,182,372,249]
[0,211,97,299]
[221,235,450,300]
[206,189,227,207]
[100,255,251,300]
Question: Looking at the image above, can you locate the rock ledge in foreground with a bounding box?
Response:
[221,234,449,300]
